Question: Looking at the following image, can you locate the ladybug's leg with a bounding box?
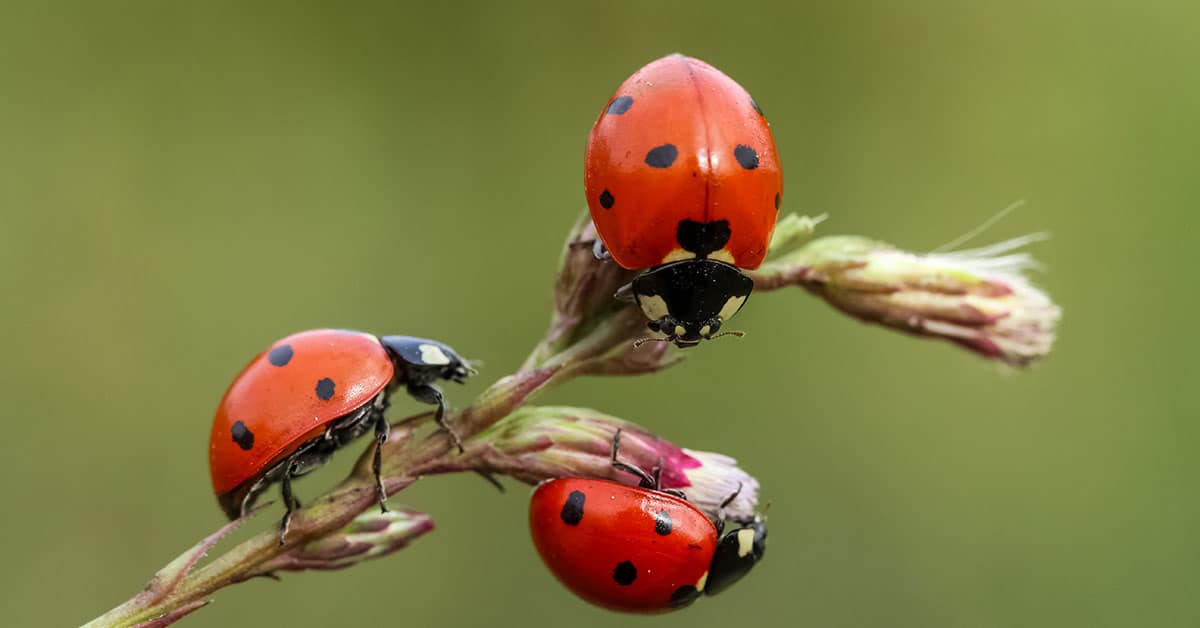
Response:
[650,461,688,500]
[473,469,506,493]
[372,412,390,513]
[714,482,744,534]
[238,474,268,518]
[278,454,302,546]
[407,382,465,454]
[613,282,637,304]
[609,428,657,489]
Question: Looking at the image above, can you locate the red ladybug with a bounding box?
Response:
[584,54,783,347]
[529,430,767,613]
[208,329,473,541]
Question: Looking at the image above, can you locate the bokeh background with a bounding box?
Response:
[2,2,1196,626]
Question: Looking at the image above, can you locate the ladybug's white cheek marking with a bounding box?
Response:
[662,248,697,264]
[695,571,709,592]
[718,296,747,322]
[709,248,734,264]
[736,528,755,558]
[638,294,670,321]
[663,248,733,264]
[417,344,452,365]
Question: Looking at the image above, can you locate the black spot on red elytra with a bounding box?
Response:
[267,344,293,367]
[645,144,678,169]
[613,560,637,585]
[734,145,759,170]
[670,585,701,608]
[607,95,634,115]
[599,189,614,210]
[315,378,336,400]
[561,490,585,525]
[774,192,781,210]
[655,510,673,535]
[231,421,254,451]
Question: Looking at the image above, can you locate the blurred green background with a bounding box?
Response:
[1,1,1196,626]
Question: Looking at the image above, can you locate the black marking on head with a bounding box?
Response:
[774,192,781,210]
[560,490,586,526]
[379,336,463,373]
[655,510,673,536]
[676,219,731,257]
[750,97,764,116]
[734,145,759,170]
[267,344,293,367]
[599,189,614,210]
[607,95,634,115]
[645,144,678,169]
[612,560,637,586]
[315,378,336,401]
[631,259,754,345]
[704,520,768,596]
[231,421,254,451]
[670,585,701,608]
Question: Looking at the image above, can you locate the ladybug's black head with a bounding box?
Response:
[379,336,474,384]
[704,515,768,597]
[630,259,753,348]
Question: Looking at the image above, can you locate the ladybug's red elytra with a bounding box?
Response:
[528,430,767,613]
[208,329,474,542]
[584,53,783,348]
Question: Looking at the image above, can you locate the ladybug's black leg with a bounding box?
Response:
[610,428,657,489]
[473,469,506,493]
[372,412,390,513]
[239,474,267,519]
[407,382,465,454]
[278,454,302,546]
[714,482,744,534]
[649,460,688,499]
[614,282,636,304]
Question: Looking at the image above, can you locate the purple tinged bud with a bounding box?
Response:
[253,509,435,574]
[472,406,761,521]
[752,231,1061,367]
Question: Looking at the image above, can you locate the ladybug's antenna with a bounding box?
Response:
[632,336,671,349]
[710,330,746,341]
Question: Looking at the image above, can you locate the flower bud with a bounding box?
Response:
[475,406,760,521]
[527,213,639,365]
[753,231,1061,367]
[257,509,434,573]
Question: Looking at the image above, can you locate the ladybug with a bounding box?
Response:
[528,430,767,613]
[584,54,783,348]
[208,329,474,541]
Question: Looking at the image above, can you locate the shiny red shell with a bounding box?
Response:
[584,54,782,271]
[529,478,717,613]
[208,329,394,497]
